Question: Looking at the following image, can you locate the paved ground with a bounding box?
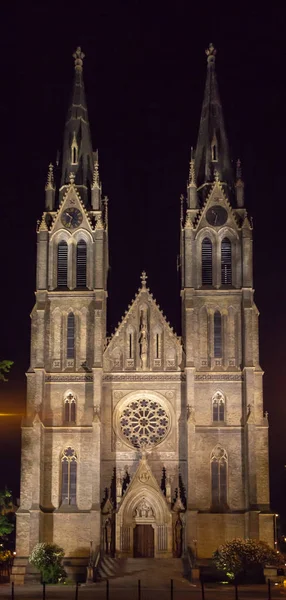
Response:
[1,558,286,599]
[1,581,286,599]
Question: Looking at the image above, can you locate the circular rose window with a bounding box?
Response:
[119,397,170,449]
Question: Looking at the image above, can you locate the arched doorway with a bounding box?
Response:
[134,524,154,557]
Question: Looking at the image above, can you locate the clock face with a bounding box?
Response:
[61,207,83,229]
[206,205,228,227]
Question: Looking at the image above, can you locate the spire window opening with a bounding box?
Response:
[212,144,217,162]
[202,238,213,285]
[64,393,76,423]
[211,446,227,509]
[76,239,87,287]
[67,313,75,359]
[57,241,68,287]
[71,139,78,165]
[214,311,222,358]
[221,238,232,285]
[61,447,77,505]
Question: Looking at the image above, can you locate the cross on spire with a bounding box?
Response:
[73,46,85,70]
[140,271,148,288]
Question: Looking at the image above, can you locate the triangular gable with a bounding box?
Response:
[49,183,95,236]
[103,276,183,372]
[117,454,171,517]
[194,180,240,233]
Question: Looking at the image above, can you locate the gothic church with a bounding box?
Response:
[13,45,273,581]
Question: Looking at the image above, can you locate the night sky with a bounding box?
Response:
[0,4,285,524]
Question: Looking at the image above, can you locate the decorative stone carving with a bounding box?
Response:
[139,310,148,370]
[134,497,154,519]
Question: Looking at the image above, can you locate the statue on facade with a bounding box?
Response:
[139,310,148,369]
[174,516,183,557]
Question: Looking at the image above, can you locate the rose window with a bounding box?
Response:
[119,398,170,448]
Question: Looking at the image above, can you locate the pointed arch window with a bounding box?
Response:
[221,238,232,285]
[214,311,222,358]
[155,333,161,359]
[67,313,75,359]
[61,447,77,505]
[57,241,68,287]
[211,446,227,509]
[64,393,76,423]
[202,238,212,285]
[212,391,225,422]
[76,239,87,287]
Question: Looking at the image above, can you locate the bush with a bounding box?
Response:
[29,543,66,584]
[213,538,284,583]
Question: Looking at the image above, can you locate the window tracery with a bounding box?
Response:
[64,392,76,422]
[61,447,77,505]
[119,397,170,449]
[211,445,227,509]
[212,391,225,422]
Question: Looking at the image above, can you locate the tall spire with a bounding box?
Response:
[195,44,233,195]
[60,47,94,204]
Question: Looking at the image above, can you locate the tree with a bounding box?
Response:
[29,543,66,583]
[0,488,14,539]
[213,538,283,582]
[0,360,13,382]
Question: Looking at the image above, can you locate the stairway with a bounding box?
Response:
[96,557,185,584]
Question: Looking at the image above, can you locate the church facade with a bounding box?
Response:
[13,45,273,581]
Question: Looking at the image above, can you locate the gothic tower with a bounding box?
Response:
[13,48,108,582]
[180,44,273,556]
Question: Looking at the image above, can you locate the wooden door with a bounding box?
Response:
[133,524,154,557]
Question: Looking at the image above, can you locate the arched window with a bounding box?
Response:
[57,241,68,287]
[221,238,232,285]
[71,133,78,165]
[64,393,76,423]
[61,447,77,505]
[212,391,225,422]
[214,311,222,358]
[211,446,227,509]
[76,239,87,287]
[202,238,212,285]
[67,313,75,359]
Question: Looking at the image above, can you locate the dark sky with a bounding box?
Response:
[0,3,285,523]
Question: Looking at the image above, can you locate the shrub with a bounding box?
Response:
[213,538,283,583]
[29,543,66,584]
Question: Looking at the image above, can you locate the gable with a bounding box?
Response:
[104,279,183,372]
[194,180,240,236]
[49,183,94,237]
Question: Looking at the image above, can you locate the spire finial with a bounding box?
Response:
[206,43,216,65]
[69,172,75,185]
[140,271,148,288]
[188,148,196,187]
[73,46,85,71]
[45,163,54,191]
[92,156,100,190]
[214,168,220,182]
[236,158,242,180]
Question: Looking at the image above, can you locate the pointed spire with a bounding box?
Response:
[60,47,94,205]
[235,158,244,207]
[45,163,55,210]
[187,147,198,208]
[195,44,233,195]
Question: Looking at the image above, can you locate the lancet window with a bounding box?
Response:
[76,239,87,287]
[61,447,77,505]
[221,238,232,285]
[212,391,225,422]
[64,393,76,423]
[211,446,227,509]
[67,313,75,359]
[202,238,212,285]
[57,241,68,287]
[214,311,222,358]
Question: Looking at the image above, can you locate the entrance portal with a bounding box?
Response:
[133,524,154,557]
